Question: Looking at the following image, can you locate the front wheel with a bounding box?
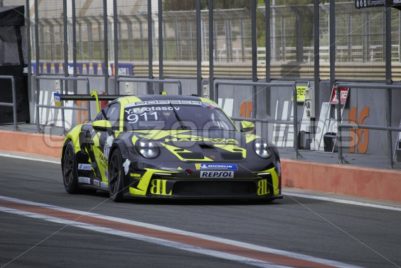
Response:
[62,141,79,194]
[108,148,126,202]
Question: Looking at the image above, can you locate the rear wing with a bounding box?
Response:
[54,90,127,113]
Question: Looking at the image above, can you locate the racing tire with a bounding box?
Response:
[62,141,80,194]
[108,148,126,202]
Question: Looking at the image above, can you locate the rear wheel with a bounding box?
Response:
[62,141,79,193]
[108,148,126,202]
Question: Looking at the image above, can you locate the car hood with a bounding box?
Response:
[130,129,260,162]
[131,129,256,145]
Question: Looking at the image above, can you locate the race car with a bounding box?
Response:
[61,93,282,201]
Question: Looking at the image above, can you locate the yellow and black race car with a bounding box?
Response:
[61,94,282,201]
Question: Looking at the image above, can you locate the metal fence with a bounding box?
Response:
[335,82,401,168]
[214,80,299,157]
[2,0,401,169]
[34,75,91,133]
[15,0,401,66]
[12,0,401,84]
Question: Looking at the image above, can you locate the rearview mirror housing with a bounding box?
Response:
[92,120,112,132]
[240,120,255,132]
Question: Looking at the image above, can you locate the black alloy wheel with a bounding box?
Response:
[108,148,126,202]
[62,141,79,193]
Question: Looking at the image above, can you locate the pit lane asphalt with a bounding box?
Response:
[0,156,400,268]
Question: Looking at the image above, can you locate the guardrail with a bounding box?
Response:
[116,77,183,95]
[335,82,401,168]
[214,80,299,157]
[34,76,91,133]
[0,76,17,130]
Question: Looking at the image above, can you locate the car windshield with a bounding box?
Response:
[123,100,236,131]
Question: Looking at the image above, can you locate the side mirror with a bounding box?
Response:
[92,120,112,132]
[240,120,254,132]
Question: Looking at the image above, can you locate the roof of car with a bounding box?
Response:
[137,95,202,101]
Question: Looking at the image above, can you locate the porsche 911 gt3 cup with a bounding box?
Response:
[61,93,282,201]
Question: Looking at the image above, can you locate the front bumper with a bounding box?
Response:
[127,166,282,200]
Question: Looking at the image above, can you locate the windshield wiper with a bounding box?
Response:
[169,103,187,130]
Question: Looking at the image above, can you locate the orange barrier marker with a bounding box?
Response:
[282,159,401,203]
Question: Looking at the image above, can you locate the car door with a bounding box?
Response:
[91,102,120,183]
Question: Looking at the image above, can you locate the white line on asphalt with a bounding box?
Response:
[284,192,401,212]
[0,152,60,165]
[0,152,400,212]
[0,206,287,268]
[0,195,360,268]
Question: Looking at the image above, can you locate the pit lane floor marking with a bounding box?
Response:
[283,192,401,212]
[0,195,359,268]
[0,152,60,165]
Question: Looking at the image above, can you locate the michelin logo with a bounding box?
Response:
[200,163,238,171]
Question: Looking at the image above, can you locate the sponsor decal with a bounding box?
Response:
[123,159,131,175]
[78,177,91,184]
[103,135,114,160]
[126,111,159,123]
[164,137,238,145]
[125,106,180,115]
[125,100,203,109]
[200,163,238,171]
[150,179,172,196]
[200,171,234,179]
[78,163,92,171]
[93,179,101,187]
[199,163,237,179]
[257,179,269,196]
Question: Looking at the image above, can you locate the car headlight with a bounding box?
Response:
[136,140,160,159]
[254,139,271,159]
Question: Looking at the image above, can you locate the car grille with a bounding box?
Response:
[173,180,257,196]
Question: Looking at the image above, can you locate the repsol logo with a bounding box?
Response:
[200,171,234,178]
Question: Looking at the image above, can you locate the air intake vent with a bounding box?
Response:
[221,152,243,160]
[178,152,204,159]
[173,181,256,196]
[199,142,214,149]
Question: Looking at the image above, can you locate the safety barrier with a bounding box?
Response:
[0,76,17,130]
[34,76,91,133]
[335,82,401,168]
[214,80,299,157]
[116,77,183,95]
